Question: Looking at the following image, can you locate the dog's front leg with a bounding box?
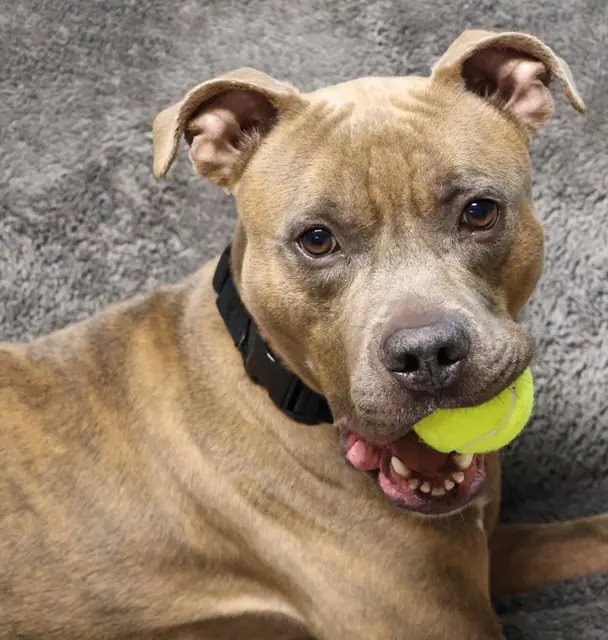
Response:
[491,513,608,596]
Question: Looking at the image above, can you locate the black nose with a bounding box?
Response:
[382,321,470,392]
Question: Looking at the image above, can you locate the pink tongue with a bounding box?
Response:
[347,440,382,471]
[390,432,449,473]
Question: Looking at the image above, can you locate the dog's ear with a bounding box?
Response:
[153,68,304,187]
[431,30,585,134]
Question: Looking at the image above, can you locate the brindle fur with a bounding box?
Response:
[2,30,607,640]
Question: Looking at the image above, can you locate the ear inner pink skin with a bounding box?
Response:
[502,59,553,129]
[189,109,242,183]
[430,31,585,138]
[187,90,278,187]
[463,50,555,131]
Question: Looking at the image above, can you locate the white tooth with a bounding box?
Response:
[420,481,431,494]
[444,479,455,491]
[391,457,411,478]
[408,478,420,490]
[431,487,446,496]
[452,471,465,484]
[454,453,474,470]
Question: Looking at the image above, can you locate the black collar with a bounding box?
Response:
[212,246,333,426]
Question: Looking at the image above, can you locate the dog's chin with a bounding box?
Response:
[340,429,487,516]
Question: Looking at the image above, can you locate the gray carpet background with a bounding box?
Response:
[1,0,607,637]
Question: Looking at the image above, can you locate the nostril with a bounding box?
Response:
[437,346,462,367]
[402,354,420,373]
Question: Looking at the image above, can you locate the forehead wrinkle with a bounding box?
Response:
[412,132,528,209]
[356,92,470,232]
[436,174,512,205]
[359,122,427,234]
[326,105,439,236]
[285,99,355,153]
[285,80,523,238]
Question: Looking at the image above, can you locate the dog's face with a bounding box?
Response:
[155,30,584,514]
[237,77,540,437]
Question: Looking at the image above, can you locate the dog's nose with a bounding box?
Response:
[382,321,470,392]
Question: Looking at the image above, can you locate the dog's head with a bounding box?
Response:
[154,30,584,513]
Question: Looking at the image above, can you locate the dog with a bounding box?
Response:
[2,29,607,639]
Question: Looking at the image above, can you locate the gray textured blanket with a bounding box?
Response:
[1,1,607,637]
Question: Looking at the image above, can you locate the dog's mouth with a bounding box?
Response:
[341,430,486,515]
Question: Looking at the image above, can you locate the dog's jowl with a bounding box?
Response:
[2,30,607,640]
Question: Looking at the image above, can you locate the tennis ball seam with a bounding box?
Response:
[412,368,535,454]
[454,384,518,452]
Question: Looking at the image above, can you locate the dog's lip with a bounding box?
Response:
[341,429,487,516]
[377,455,487,516]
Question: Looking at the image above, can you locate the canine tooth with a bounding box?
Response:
[407,478,420,490]
[420,481,431,494]
[452,471,465,484]
[444,479,455,491]
[431,487,446,496]
[453,453,474,470]
[391,457,411,478]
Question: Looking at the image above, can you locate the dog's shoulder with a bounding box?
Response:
[0,281,197,430]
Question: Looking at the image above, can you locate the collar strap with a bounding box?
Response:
[213,246,333,426]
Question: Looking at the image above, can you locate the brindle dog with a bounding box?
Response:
[2,29,607,640]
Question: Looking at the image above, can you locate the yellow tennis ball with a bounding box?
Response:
[413,368,535,454]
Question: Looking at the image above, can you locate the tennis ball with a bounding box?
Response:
[413,368,534,454]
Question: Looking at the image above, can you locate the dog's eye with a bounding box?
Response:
[298,228,339,257]
[460,200,500,231]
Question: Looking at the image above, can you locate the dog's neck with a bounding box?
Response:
[213,245,333,426]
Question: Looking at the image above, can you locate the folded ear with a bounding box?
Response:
[153,68,304,188]
[431,30,585,134]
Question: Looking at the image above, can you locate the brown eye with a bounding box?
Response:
[460,200,500,231]
[298,228,339,257]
